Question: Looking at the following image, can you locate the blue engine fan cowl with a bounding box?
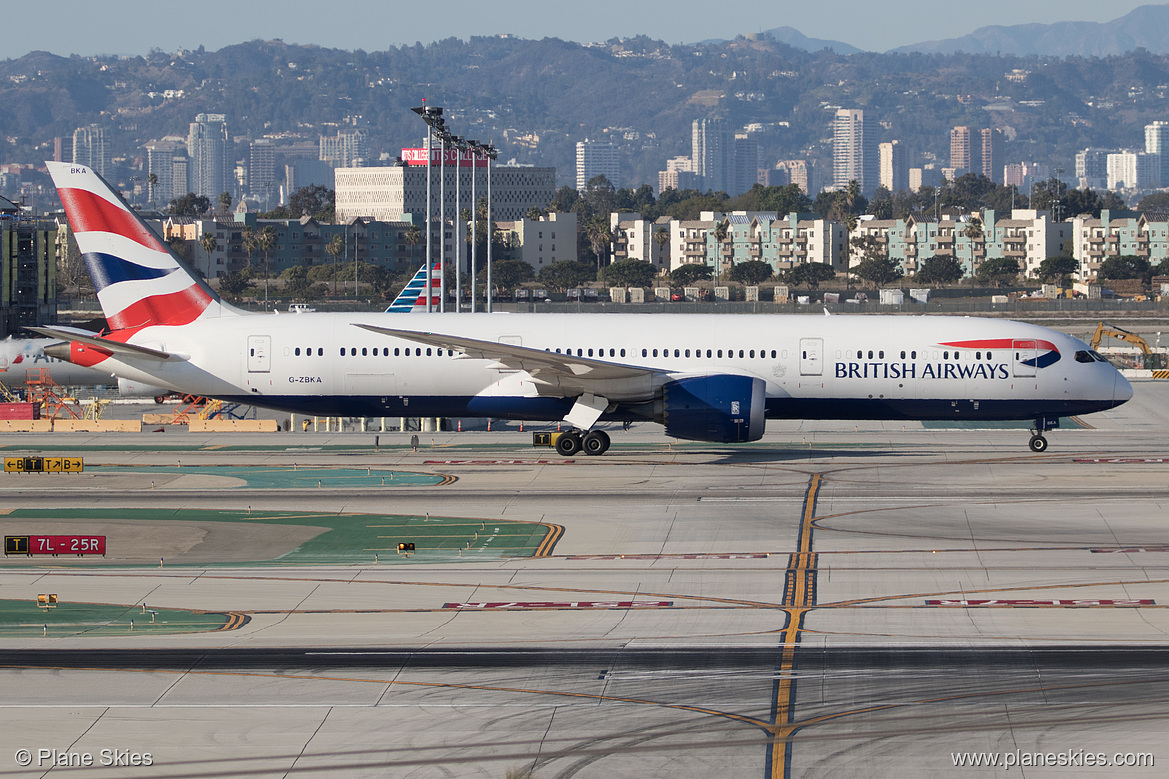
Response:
[657,374,766,443]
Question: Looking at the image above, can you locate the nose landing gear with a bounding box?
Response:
[1028,416,1060,453]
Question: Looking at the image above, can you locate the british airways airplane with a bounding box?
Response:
[0,336,168,398]
[34,162,1131,455]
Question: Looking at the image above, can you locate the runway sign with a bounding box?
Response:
[925,598,1153,606]
[443,601,673,609]
[4,535,105,557]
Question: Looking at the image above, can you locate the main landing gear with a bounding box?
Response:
[1028,416,1060,453]
[554,429,611,457]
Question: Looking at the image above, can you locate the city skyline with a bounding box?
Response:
[1,0,1152,60]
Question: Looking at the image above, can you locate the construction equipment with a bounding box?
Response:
[1089,323,1166,370]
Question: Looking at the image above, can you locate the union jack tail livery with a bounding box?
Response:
[47,162,241,332]
[385,261,442,313]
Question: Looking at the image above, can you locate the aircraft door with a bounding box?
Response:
[799,337,823,376]
[1012,339,1037,378]
[248,335,271,373]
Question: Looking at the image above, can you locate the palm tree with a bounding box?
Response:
[325,234,345,296]
[219,191,233,215]
[585,217,612,281]
[962,214,984,277]
[199,233,217,271]
[842,212,859,288]
[713,220,730,284]
[241,226,257,274]
[653,226,669,274]
[257,226,277,306]
[147,173,158,207]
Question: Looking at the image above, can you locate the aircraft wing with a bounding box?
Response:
[353,323,660,388]
[27,326,184,362]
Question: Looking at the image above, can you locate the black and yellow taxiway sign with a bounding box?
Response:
[4,457,83,473]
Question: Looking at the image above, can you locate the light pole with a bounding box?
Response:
[411,104,445,312]
[469,140,481,313]
[483,142,498,313]
[450,135,465,312]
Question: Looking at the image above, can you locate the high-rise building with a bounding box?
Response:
[776,160,810,194]
[692,118,730,193]
[878,140,907,192]
[949,126,971,173]
[187,113,231,199]
[248,140,277,206]
[978,128,1003,183]
[71,125,110,177]
[575,139,620,190]
[320,127,368,169]
[731,134,761,197]
[1107,151,1159,190]
[144,137,189,206]
[1075,148,1112,189]
[1144,121,1169,186]
[832,109,877,193]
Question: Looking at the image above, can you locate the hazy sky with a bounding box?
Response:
[3,0,1157,59]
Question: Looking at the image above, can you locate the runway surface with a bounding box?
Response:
[1,384,1168,776]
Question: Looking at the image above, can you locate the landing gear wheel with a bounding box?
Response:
[1028,434,1048,453]
[555,431,582,456]
[582,430,611,456]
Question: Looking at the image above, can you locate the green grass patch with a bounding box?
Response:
[0,598,237,636]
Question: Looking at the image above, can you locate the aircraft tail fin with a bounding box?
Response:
[385,261,442,313]
[46,161,243,332]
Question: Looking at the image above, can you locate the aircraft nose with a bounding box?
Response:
[1114,370,1134,404]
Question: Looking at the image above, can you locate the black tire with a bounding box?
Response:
[1029,434,1048,453]
[582,430,610,456]
[555,432,581,456]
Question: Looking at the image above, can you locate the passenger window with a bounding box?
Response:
[362,347,368,356]
[394,348,400,356]
[738,350,744,358]
[987,351,992,360]
[943,351,949,359]
[620,349,626,357]
[749,350,755,358]
[911,351,916,359]
[674,349,680,357]
[642,349,647,357]
[610,348,615,357]
[879,351,884,359]
[685,349,690,357]
[868,350,873,359]
[975,351,981,360]
[588,348,594,357]
[426,348,432,356]
[708,349,713,358]
[339,348,346,356]
[718,350,723,358]
[317,348,323,356]
[900,351,905,359]
[653,349,659,357]
[295,348,300,356]
[771,350,776,358]
[856,350,863,359]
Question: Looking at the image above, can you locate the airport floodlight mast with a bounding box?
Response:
[412,103,445,312]
[450,135,466,311]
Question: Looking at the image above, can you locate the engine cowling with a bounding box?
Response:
[656,374,765,443]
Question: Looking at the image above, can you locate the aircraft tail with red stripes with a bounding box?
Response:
[47,161,242,332]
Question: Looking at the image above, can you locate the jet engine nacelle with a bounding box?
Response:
[655,374,765,443]
[117,378,173,399]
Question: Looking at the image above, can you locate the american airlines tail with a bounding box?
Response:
[385,262,442,313]
[50,162,242,331]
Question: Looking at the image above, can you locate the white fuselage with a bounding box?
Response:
[79,312,1131,423]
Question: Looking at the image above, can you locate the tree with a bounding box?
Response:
[780,263,836,289]
[166,236,192,263]
[728,260,774,285]
[852,255,904,288]
[600,259,656,287]
[653,226,670,267]
[147,173,158,207]
[167,193,211,217]
[671,263,712,285]
[218,191,232,214]
[712,220,730,283]
[584,217,612,279]
[482,258,534,293]
[217,268,254,300]
[199,233,217,271]
[289,185,335,221]
[539,260,595,290]
[1037,256,1078,286]
[1097,254,1151,283]
[976,256,1020,288]
[324,234,345,295]
[257,225,277,304]
[915,256,964,286]
[1137,192,1169,213]
[281,265,313,300]
[241,225,257,272]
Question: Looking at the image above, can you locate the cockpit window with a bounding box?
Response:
[1074,350,1094,363]
[1090,350,1109,362]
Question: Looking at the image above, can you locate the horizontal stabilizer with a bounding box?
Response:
[28,326,183,362]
